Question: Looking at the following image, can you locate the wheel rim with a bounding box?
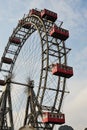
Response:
[0,9,71,130]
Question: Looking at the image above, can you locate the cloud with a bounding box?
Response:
[57,79,87,130]
[72,46,87,81]
[64,84,87,130]
[0,1,87,130]
[50,0,87,39]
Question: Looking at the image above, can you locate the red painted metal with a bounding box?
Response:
[0,79,6,86]
[49,25,69,40]
[42,112,65,124]
[9,37,21,44]
[29,9,41,17]
[52,63,73,78]
[1,57,13,64]
[19,20,31,29]
[41,9,57,22]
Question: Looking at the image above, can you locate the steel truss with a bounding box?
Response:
[0,9,71,130]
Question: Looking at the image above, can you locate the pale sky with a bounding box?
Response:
[0,0,87,130]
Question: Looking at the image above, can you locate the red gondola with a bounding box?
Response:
[29,9,41,17]
[42,112,65,124]
[0,79,6,86]
[52,63,73,78]
[41,9,57,22]
[19,20,31,29]
[1,57,13,64]
[19,20,24,25]
[9,37,21,44]
[49,25,69,41]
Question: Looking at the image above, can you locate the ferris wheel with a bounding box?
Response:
[0,8,73,130]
